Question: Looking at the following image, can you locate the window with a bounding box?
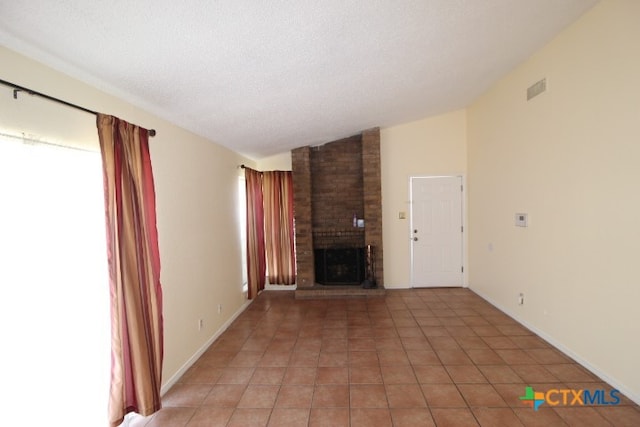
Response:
[238,176,248,292]
[0,134,110,425]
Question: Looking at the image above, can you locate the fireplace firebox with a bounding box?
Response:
[314,247,365,285]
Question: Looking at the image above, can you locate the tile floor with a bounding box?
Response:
[126,288,640,426]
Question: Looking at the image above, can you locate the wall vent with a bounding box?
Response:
[527,78,546,101]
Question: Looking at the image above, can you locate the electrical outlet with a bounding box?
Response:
[518,293,524,306]
[198,319,204,330]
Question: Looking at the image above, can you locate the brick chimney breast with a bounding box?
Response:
[292,128,383,290]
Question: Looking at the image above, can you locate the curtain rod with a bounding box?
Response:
[0,78,156,137]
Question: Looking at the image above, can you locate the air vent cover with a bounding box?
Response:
[527,78,547,101]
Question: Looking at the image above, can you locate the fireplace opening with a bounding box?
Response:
[314,247,365,285]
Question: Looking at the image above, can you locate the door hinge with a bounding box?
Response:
[461,185,463,192]
[461,266,464,273]
[461,226,463,232]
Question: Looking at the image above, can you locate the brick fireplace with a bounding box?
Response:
[292,128,383,295]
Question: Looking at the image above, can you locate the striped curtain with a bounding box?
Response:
[263,171,296,285]
[245,167,266,299]
[97,114,163,427]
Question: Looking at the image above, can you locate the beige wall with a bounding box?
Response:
[0,46,251,390]
[380,110,467,288]
[256,151,292,171]
[468,0,640,403]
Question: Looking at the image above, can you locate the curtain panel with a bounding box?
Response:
[97,114,163,427]
[245,167,266,299]
[263,171,296,285]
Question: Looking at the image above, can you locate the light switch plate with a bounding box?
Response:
[515,213,528,227]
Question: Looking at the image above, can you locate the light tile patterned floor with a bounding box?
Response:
[126,288,640,426]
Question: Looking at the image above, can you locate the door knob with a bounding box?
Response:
[413,237,418,241]
[413,229,418,233]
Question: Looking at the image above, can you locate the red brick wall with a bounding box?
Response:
[362,128,383,286]
[291,146,314,288]
[311,135,364,231]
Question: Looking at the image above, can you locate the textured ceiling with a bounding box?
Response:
[0,0,598,159]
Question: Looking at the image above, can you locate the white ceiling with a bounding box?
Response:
[0,0,598,159]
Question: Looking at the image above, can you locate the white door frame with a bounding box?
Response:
[409,175,466,288]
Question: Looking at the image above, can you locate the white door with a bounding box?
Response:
[410,176,463,287]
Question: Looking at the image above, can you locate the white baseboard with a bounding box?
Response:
[160,298,253,396]
[264,283,296,291]
[383,283,469,290]
[382,283,411,289]
[470,286,639,406]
